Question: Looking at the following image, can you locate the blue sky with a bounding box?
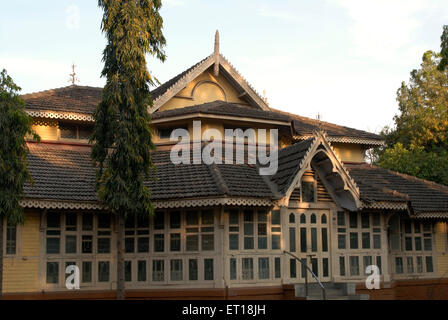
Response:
[1,0,447,133]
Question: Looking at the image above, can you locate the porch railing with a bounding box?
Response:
[283,250,326,300]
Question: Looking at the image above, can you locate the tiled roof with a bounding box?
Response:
[22,85,102,115]
[269,138,315,194]
[24,143,274,203]
[346,163,448,214]
[151,100,290,122]
[269,108,383,142]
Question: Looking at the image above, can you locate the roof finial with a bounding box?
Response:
[316,112,323,131]
[214,30,220,77]
[68,63,79,85]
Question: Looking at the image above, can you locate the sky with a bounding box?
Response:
[1,0,448,134]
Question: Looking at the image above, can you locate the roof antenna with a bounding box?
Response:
[316,112,323,131]
[214,30,220,77]
[68,63,79,85]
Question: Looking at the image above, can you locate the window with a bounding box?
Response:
[289,213,295,223]
[170,233,181,251]
[349,256,359,276]
[46,262,59,284]
[350,232,358,249]
[339,257,346,276]
[323,258,329,277]
[361,214,370,228]
[289,228,296,252]
[204,259,214,281]
[138,261,147,282]
[82,261,92,283]
[417,256,423,273]
[59,122,92,140]
[363,256,372,275]
[46,213,61,254]
[376,256,382,274]
[201,210,214,251]
[98,261,110,282]
[310,214,317,224]
[322,228,328,252]
[125,261,132,282]
[311,258,318,276]
[242,258,254,280]
[300,228,307,252]
[349,212,358,228]
[244,210,254,250]
[170,259,183,281]
[170,211,181,229]
[301,181,315,202]
[230,258,237,280]
[373,234,381,249]
[300,214,306,224]
[321,214,327,224]
[189,259,198,281]
[337,211,345,226]
[258,258,269,280]
[158,126,187,140]
[274,258,281,279]
[257,210,268,249]
[154,234,164,252]
[338,234,346,249]
[186,210,214,251]
[395,257,403,274]
[125,215,149,253]
[311,228,317,252]
[406,257,414,273]
[362,232,370,249]
[271,213,281,249]
[97,214,111,254]
[229,210,239,250]
[152,260,164,281]
[6,221,17,255]
[290,259,296,278]
[426,256,434,272]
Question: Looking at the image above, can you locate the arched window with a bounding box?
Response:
[300,214,306,224]
[321,214,327,224]
[311,214,317,224]
[289,213,295,224]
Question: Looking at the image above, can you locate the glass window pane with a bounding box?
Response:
[417,256,423,273]
[6,223,17,255]
[322,228,328,252]
[372,213,380,226]
[271,211,280,225]
[289,213,295,223]
[46,262,59,284]
[376,256,382,275]
[275,258,281,278]
[407,257,414,273]
[339,257,346,276]
[272,235,281,250]
[230,258,237,280]
[363,256,372,275]
[373,234,381,249]
[154,234,164,252]
[310,214,316,224]
[361,214,370,228]
[60,123,77,139]
[349,212,358,228]
[65,235,77,254]
[98,261,110,282]
[395,257,403,274]
[229,210,239,225]
[204,259,214,281]
[350,233,358,249]
[189,259,198,281]
[186,211,198,225]
[290,259,297,278]
[258,258,269,280]
[289,228,296,252]
[405,237,413,251]
[300,228,307,252]
[97,238,110,253]
[415,237,422,251]
[244,237,254,250]
[138,260,147,282]
[202,210,214,225]
[338,234,346,249]
[137,237,149,253]
[170,259,183,281]
[170,211,181,229]
[229,234,239,250]
[311,228,317,252]
[424,238,432,251]
[47,213,60,228]
[152,260,164,281]
[154,211,165,230]
[201,234,214,251]
[258,237,267,250]
[242,258,254,280]
[97,214,110,229]
[337,211,345,226]
[82,261,92,283]
[170,233,181,251]
[321,214,327,224]
[362,232,370,249]
[186,235,198,251]
[82,214,93,231]
[82,235,93,254]
[66,213,77,231]
[349,256,359,276]
[125,261,132,282]
[311,258,318,276]
[47,238,60,254]
[426,256,434,272]
[300,214,306,224]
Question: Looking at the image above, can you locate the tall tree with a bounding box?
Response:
[438,25,448,71]
[0,69,39,298]
[376,50,448,185]
[92,0,166,300]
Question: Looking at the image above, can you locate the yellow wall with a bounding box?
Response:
[159,68,248,111]
[434,222,448,277]
[31,120,58,141]
[332,143,366,163]
[3,210,41,293]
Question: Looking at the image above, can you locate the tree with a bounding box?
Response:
[0,69,39,298]
[92,0,166,300]
[438,25,448,71]
[376,50,448,185]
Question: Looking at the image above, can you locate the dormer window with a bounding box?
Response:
[59,122,92,141]
[158,126,188,140]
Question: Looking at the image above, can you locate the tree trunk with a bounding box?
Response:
[0,217,4,300]
[116,214,125,300]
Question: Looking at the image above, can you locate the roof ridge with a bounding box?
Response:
[21,85,102,98]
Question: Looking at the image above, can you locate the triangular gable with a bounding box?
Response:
[150,53,270,113]
[275,131,362,211]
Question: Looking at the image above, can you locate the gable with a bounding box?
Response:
[158,66,250,111]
